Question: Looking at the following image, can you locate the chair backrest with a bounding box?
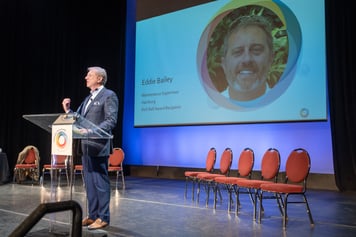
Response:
[25,148,36,164]
[219,148,233,175]
[109,148,125,167]
[237,147,254,177]
[260,148,281,180]
[205,147,217,172]
[285,148,311,184]
[52,155,67,165]
[17,145,40,164]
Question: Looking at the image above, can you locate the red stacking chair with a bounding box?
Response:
[214,147,254,212]
[196,147,233,207]
[184,147,217,201]
[259,148,314,228]
[42,155,70,186]
[233,148,280,219]
[13,145,40,184]
[108,147,125,190]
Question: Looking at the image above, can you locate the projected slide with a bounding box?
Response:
[135,0,326,127]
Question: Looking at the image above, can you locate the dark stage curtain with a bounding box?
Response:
[0,0,126,174]
[326,0,356,191]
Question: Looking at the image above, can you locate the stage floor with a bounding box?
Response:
[1,176,356,237]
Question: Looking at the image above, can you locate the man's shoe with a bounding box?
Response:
[88,218,108,230]
[82,217,95,226]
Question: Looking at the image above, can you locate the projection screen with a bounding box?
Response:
[134,0,326,127]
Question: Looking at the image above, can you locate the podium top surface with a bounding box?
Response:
[23,113,61,133]
[23,113,113,139]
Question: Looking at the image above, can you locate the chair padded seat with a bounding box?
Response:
[15,164,37,169]
[197,173,225,180]
[43,164,66,169]
[185,171,209,177]
[214,176,247,184]
[233,179,274,188]
[108,167,122,171]
[260,183,304,193]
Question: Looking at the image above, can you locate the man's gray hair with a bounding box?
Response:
[88,66,107,85]
[222,15,273,56]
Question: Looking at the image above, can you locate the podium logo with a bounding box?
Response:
[54,130,68,149]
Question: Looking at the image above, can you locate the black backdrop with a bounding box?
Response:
[326,1,356,191]
[0,0,126,170]
[1,0,356,191]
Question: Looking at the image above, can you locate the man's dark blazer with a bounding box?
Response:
[76,87,119,157]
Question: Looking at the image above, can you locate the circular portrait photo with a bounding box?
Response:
[197,2,301,111]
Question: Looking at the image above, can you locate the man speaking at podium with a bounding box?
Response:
[62,66,119,230]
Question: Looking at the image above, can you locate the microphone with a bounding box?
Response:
[73,112,80,120]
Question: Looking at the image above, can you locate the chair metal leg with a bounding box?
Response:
[115,171,119,190]
[81,171,85,187]
[196,180,201,203]
[207,181,219,208]
[253,189,258,221]
[13,169,17,183]
[205,183,210,207]
[276,193,284,215]
[191,179,195,201]
[233,185,241,216]
[303,194,314,226]
[184,177,192,199]
[283,195,288,228]
[227,185,233,213]
[282,193,314,228]
[234,190,239,215]
[213,183,218,209]
[57,170,61,186]
[217,185,222,203]
[258,190,263,224]
[65,169,69,186]
[184,178,188,199]
[121,171,125,189]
